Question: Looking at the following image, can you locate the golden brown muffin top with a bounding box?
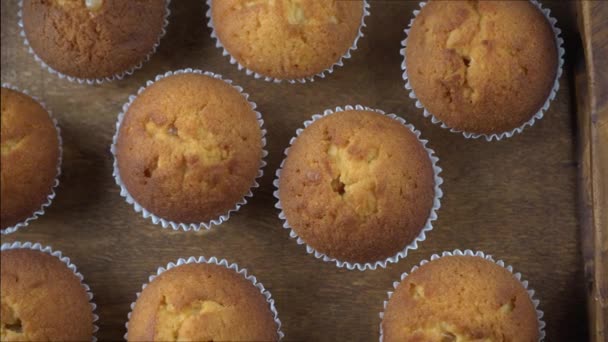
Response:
[279,110,435,264]
[1,88,60,230]
[22,0,167,80]
[1,248,94,342]
[116,73,263,224]
[406,0,558,134]
[212,0,364,80]
[382,255,539,342]
[127,263,278,341]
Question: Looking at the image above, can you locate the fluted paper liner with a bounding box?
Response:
[1,83,62,235]
[18,0,172,85]
[378,249,546,341]
[110,69,268,231]
[273,105,443,271]
[205,0,371,84]
[1,241,100,342]
[400,0,565,141]
[124,256,284,341]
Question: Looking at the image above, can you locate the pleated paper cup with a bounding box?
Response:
[379,249,546,341]
[110,68,268,232]
[1,83,62,235]
[18,0,172,85]
[273,105,443,271]
[1,241,100,342]
[205,0,371,84]
[124,256,284,340]
[400,0,565,141]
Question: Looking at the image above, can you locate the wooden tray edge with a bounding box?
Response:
[576,2,608,341]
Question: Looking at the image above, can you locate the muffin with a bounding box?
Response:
[127,262,279,341]
[405,0,558,135]
[1,87,60,231]
[278,109,437,265]
[381,254,540,341]
[115,72,263,226]
[1,248,94,341]
[22,0,167,81]
[210,0,366,80]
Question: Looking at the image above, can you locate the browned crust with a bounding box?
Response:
[127,263,278,341]
[0,87,59,230]
[278,110,435,264]
[116,73,263,224]
[212,0,363,79]
[406,0,558,134]
[1,249,93,341]
[22,0,166,79]
[382,256,539,342]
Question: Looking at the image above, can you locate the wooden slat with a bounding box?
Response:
[577,2,608,341]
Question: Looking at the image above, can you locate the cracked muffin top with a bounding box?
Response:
[1,248,94,342]
[116,73,263,224]
[1,87,60,230]
[382,255,539,342]
[22,0,167,80]
[211,0,364,80]
[406,0,558,134]
[278,110,435,264]
[127,263,278,341]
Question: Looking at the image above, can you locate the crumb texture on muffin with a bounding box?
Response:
[22,0,166,79]
[1,88,59,230]
[127,263,278,341]
[279,110,435,263]
[116,73,262,224]
[406,0,557,134]
[0,249,93,341]
[212,0,364,79]
[382,256,539,342]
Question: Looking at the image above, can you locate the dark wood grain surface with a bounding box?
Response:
[1,1,589,341]
[577,1,608,341]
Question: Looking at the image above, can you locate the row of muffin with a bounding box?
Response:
[1,76,439,271]
[16,0,563,139]
[1,242,544,341]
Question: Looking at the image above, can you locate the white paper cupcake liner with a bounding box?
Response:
[378,249,546,341]
[124,256,284,341]
[1,241,100,342]
[205,0,371,84]
[1,83,62,235]
[400,0,565,141]
[273,105,443,271]
[18,0,172,85]
[110,68,268,232]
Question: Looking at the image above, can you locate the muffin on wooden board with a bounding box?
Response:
[115,72,263,226]
[127,262,279,341]
[381,253,541,342]
[278,109,437,265]
[1,87,60,231]
[405,0,558,135]
[210,0,366,80]
[21,0,168,81]
[1,248,94,341]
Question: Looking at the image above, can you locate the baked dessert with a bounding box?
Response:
[115,73,263,224]
[1,87,60,230]
[1,248,94,341]
[22,0,167,80]
[278,110,436,264]
[127,262,278,341]
[211,0,365,80]
[381,255,539,341]
[406,0,558,134]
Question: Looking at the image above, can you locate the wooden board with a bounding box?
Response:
[577,1,608,342]
[0,1,593,340]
